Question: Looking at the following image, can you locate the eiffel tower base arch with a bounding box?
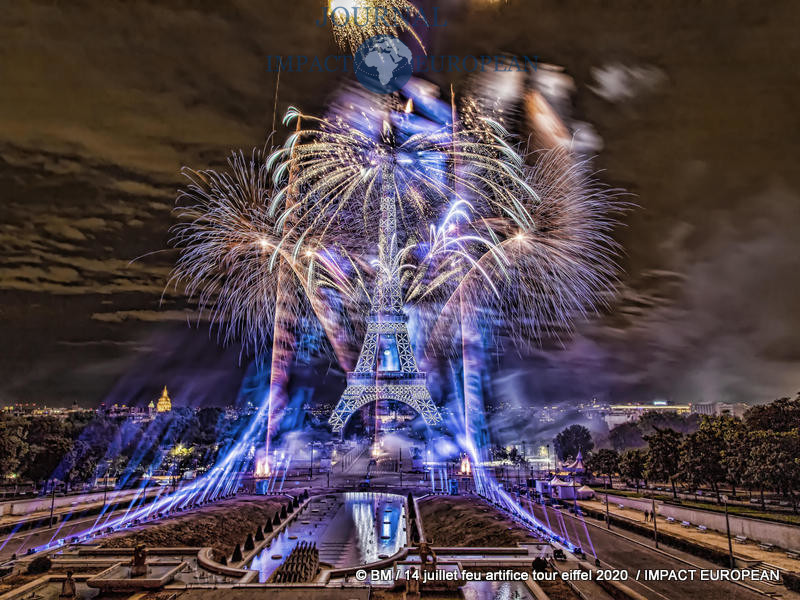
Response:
[329,380,442,434]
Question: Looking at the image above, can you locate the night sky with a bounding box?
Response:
[2,1,799,409]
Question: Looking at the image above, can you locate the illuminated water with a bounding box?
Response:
[249,492,406,582]
[461,581,534,600]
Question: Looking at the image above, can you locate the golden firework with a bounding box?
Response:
[326,0,425,54]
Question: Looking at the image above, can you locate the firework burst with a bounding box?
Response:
[326,0,425,54]
[424,147,625,355]
[268,102,527,276]
[169,149,328,360]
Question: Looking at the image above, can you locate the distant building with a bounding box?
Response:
[156,386,172,413]
[536,405,566,425]
[604,400,691,428]
[691,402,748,419]
[716,402,748,418]
[3,402,92,419]
[691,402,716,416]
[577,398,611,424]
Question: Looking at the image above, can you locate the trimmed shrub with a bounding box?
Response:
[27,556,52,574]
[784,572,800,593]
[231,543,243,563]
[407,493,416,519]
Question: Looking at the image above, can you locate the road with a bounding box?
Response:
[524,499,769,600]
[0,493,163,561]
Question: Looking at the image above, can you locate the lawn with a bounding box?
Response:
[418,496,535,547]
[102,495,287,561]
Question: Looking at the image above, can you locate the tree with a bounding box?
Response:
[507,447,525,465]
[57,440,97,491]
[99,454,129,488]
[608,422,644,451]
[679,416,730,503]
[744,394,800,432]
[492,445,509,462]
[746,430,775,510]
[196,407,224,445]
[720,418,749,497]
[638,411,699,436]
[619,448,647,492]
[167,444,195,487]
[746,429,800,513]
[644,428,683,498]
[554,425,594,462]
[23,417,73,488]
[776,430,800,514]
[0,415,29,480]
[587,449,619,489]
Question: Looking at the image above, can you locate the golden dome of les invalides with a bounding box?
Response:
[155,385,172,413]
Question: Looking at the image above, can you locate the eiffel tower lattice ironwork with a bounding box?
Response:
[329,164,442,433]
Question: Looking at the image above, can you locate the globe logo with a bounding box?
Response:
[353,35,413,94]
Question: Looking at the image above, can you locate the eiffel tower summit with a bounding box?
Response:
[329,161,442,433]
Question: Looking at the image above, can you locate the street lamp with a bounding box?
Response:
[546,444,551,473]
[651,496,659,549]
[722,495,734,568]
[103,468,109,508]
[572,479,578,513]
[49,479,56,528]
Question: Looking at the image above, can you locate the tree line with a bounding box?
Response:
[0,407,248,491]
[558,394,800,512]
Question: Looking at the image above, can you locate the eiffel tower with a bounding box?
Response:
[329,164,442,433]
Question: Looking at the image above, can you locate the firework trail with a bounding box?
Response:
[262,89,625,474]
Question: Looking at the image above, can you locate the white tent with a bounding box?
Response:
[564,450,586,472]
[577,485,595,499]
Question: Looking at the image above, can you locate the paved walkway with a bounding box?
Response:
[581,499,800,571]
[0,489,162,527]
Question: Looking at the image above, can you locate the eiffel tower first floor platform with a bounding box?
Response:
[328,371,443,433]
